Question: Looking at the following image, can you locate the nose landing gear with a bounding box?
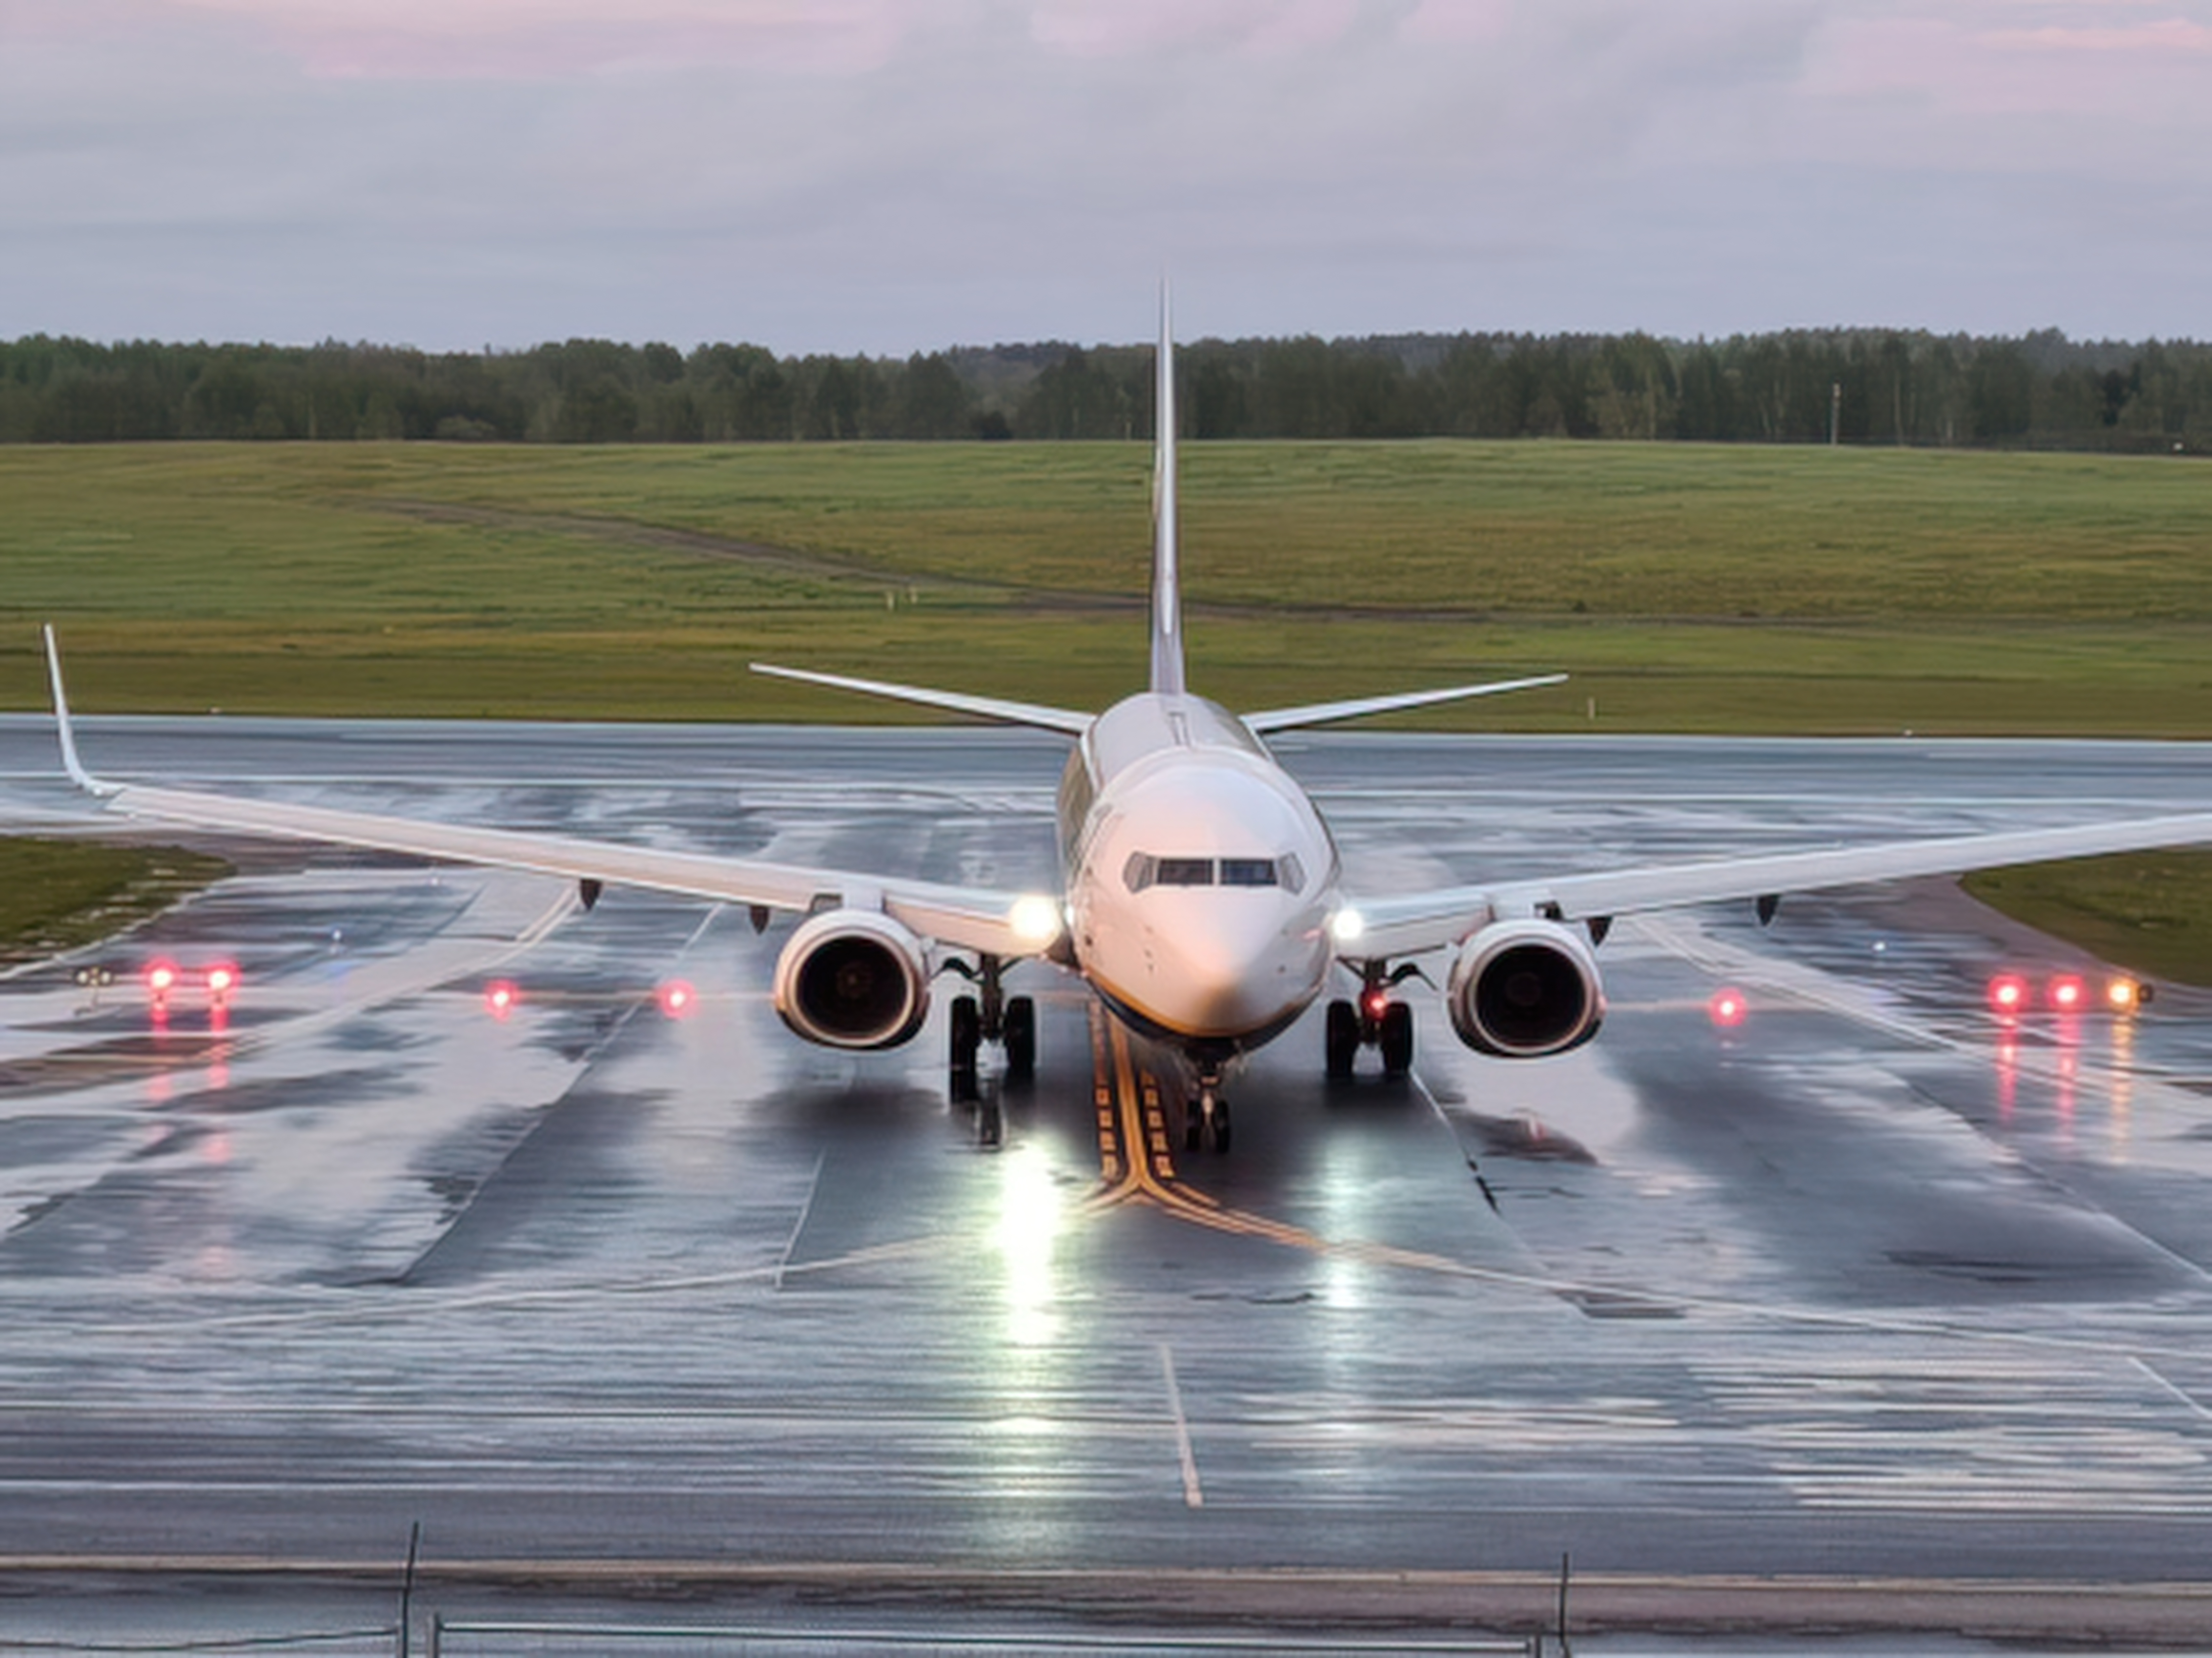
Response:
[1183,1069,1232,1154]
[1183,1088,1231,1154]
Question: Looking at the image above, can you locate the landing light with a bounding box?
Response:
[1008,894,1062,945]
[1330,907,1365,945]
[1709,986,1748,1029]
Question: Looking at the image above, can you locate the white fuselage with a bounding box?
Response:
[1059,692,1340,1059]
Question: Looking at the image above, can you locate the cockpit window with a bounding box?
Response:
[1126,852,1303,892]
[1156,857,1216,886]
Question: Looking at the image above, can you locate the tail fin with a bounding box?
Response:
[1149,286,1187,697]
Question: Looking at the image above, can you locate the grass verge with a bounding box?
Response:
[0,839,233,968]
[1964,852,2212,988]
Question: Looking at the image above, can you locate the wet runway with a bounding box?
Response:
[6,716,2212,1641]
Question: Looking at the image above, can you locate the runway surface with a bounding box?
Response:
[6,715,2212,1646]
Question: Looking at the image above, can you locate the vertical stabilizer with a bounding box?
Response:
[1149,287,1187,696]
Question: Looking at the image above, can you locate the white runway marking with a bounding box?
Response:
[1160,1343,1205,1509]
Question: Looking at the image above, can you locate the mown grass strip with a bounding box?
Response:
[0,839,233,968]
[4,441,2212,734]
[1964,852,2212,988]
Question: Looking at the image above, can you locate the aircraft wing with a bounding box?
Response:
[1345,812,2212,960]
[42,633,1052,960]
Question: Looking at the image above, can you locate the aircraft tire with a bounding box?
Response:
[950,993,982,1081]
[1380,1001,1414,1077]
[1325,998,1359,1078]
[1003,995,1037,1081]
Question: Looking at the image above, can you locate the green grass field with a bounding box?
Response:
[0,839,232,967]
[4,439,2211,976]
[3,440,2211,732]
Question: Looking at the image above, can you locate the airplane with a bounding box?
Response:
[37,299,2212,1153]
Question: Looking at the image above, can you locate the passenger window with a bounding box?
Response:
[1156,858,1215,886]
[1124,852,1156,893]
[1220,858,1279,887]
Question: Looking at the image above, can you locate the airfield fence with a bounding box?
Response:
[427,1621,1540,1657]
[0,1631,399,1654]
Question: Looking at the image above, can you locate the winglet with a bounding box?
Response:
[1150,283,1187,697]
[41,626,116,797]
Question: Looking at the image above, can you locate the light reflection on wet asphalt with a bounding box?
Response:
[5,718,2212,1591]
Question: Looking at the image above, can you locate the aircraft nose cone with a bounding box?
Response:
[1161,903,1328,1035]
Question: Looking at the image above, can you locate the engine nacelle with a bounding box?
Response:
[772,909,931,1050]
[1447,917,1605,1059]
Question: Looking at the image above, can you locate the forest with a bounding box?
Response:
[1,326,2206,451]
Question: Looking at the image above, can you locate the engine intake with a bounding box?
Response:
[1447,918,1605,1058]
[772,909,930,1050]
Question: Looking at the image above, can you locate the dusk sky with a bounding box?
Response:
[3,0,2207,353]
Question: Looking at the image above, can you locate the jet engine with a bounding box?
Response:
[1447,918,1605,1058]
[771,909,931,1050]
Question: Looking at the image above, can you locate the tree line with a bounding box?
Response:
[2,328,2205,451]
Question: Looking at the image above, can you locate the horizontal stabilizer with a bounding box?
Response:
[752,663,1092,735]
[1244,673,1567,734]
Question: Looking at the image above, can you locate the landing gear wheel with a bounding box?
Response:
[977,1100,1003,1149]
[1003,995,1036,1082]
[1379,1000,1414,1078]
[1325,998,1359,1079]
[1188,1089,1231,1154]
[949,994,982,1093]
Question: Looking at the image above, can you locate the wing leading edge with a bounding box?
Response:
[1347,813,2212,961]
[42,630,1049,959]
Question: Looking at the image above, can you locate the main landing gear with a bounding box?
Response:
[1326,960,1418,1080]
[948,953,1034,1103]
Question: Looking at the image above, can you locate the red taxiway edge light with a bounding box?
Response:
[1987,974,2028,1015]
[145,960,180,999]
[657,979,697,1020]
[2048,974,2086,1012]
[484,980,520,1020]
[1708,986,1748,1028]
[205,963,239,1000]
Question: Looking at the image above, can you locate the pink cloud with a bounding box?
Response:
[1805,4,2212,123]
[117,0,951,78]
[1987,17,2212,50]
[1027,0,1363,57]
[1397,0,1512,47]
